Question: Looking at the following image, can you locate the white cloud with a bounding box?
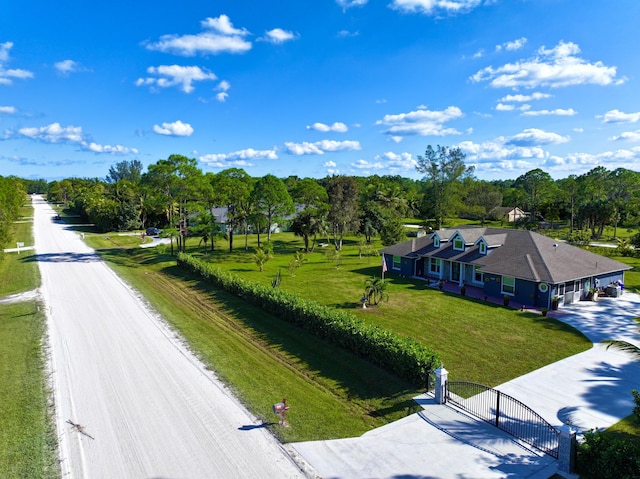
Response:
[598,109,640,124]
[285,139,361,155]
[611,130,640,142]
[153,120,194,136]
[5,122,137,154]
[471,41,624,89]
[145,15,252,56]
[262,28,297,44]
[376,105,463,139]
[351,159,385,170]
[0,106,16,114]
[522,108,577,117]
[323,160,337,168]
[81,142,139,154]
[200,15,249,36]
[13,123,84,143]
[390,0,486,15]
[495,103,515,111]
[200,147,278,167]
[336,0,368,9]
[507,128,570,146]
[306,122,348,133]
[54,59,82,75]
[337,30,359,38]
[0,42,33,85]
[498,92,551,102]
[472,49,484,59]
[136,65,217,93]
[496,37,527,52]
[216,80,231,102]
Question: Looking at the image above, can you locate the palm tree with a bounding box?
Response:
[603,318,640,360]
[365,276,389,306]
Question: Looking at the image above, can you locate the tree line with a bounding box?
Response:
[11,146,640,254]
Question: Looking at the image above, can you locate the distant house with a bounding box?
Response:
[491,206,527,223]
[380,226,630,309]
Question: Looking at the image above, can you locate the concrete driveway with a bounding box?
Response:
[291,293,640,478]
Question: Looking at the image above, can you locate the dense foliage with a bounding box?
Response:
[0,176,27,254]
[177,252,440,387]
[577,428,640,478]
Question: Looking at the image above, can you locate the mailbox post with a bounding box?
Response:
[272,398,290,427]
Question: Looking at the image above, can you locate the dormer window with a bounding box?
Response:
[479,241,487,255]
[433,236,440,248]
[453,237,464,251]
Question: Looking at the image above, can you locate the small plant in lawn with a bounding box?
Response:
[325,247,340,269]
[253,247,272,272]
[365,276,389,306]
[271,268,282,288]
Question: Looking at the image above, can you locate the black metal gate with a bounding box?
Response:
[446,381,559,458]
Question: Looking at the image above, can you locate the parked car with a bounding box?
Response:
[146,227,161,236]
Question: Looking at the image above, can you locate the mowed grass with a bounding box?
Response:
[0,205,39,296]
[88,238,421,442]
[189,232,592,386]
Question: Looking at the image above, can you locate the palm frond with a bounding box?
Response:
[602,339,640,360]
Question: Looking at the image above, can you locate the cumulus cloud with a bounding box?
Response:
[261,28,297,44]
[496,37,527,52]
[200,147,278,167]
[507,128,570,146]
[4,122,137,154]
[471,41,624,89]
[54,59,84,76]
[145,15,252,56]
[136,65,217,93]
[0,105,16,114]
[390,0,486,15]
[285,139,361,155]
[336,0,368,9]
[498,92,551,102]
[323,160,337,167]
[611,130,640,142]
[376,105,463,139]
[496,103,515,111]
[216,80,231,102]
[522,108,577,117]
[306,122,348,133]
[153,120,194,136]
[598,109,640,124]
[0,42,33,85]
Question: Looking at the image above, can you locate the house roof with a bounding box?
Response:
[381,227,631,284]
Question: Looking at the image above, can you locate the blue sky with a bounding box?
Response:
[2,0,639,182]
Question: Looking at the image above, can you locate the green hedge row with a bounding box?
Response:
[177,253,440,387]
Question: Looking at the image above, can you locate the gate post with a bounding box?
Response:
[435,367,448,404]
[558,423,576,474]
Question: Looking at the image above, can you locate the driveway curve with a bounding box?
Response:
[32,196,307,478]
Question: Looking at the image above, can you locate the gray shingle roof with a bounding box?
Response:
[381,227,630,284]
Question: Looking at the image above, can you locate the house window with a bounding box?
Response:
[557,283,566,296]
[393,255,401,270]
[479,242,487,255]
[430,258,441,274]
[474,266,483,283]
[453,237,464,251]
[502,276,515,295]
[433,236,440,248]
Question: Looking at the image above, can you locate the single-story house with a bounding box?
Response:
[491,206,527,223]
[380,226,631,309]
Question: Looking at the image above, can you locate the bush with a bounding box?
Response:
[177,252,440,387]
[577,428,640,478]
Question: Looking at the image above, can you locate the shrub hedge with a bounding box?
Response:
[177,253,440,387]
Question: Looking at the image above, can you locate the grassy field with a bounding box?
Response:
[82,228,595,444]
[0,202,58,478]
[0,206,40,296]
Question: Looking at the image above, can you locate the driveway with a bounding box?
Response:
[32,196,307,478]
[291,290,640,478]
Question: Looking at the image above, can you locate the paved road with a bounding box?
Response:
[32,196,307,478]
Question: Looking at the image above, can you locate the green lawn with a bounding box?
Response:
[0,206,39,296]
